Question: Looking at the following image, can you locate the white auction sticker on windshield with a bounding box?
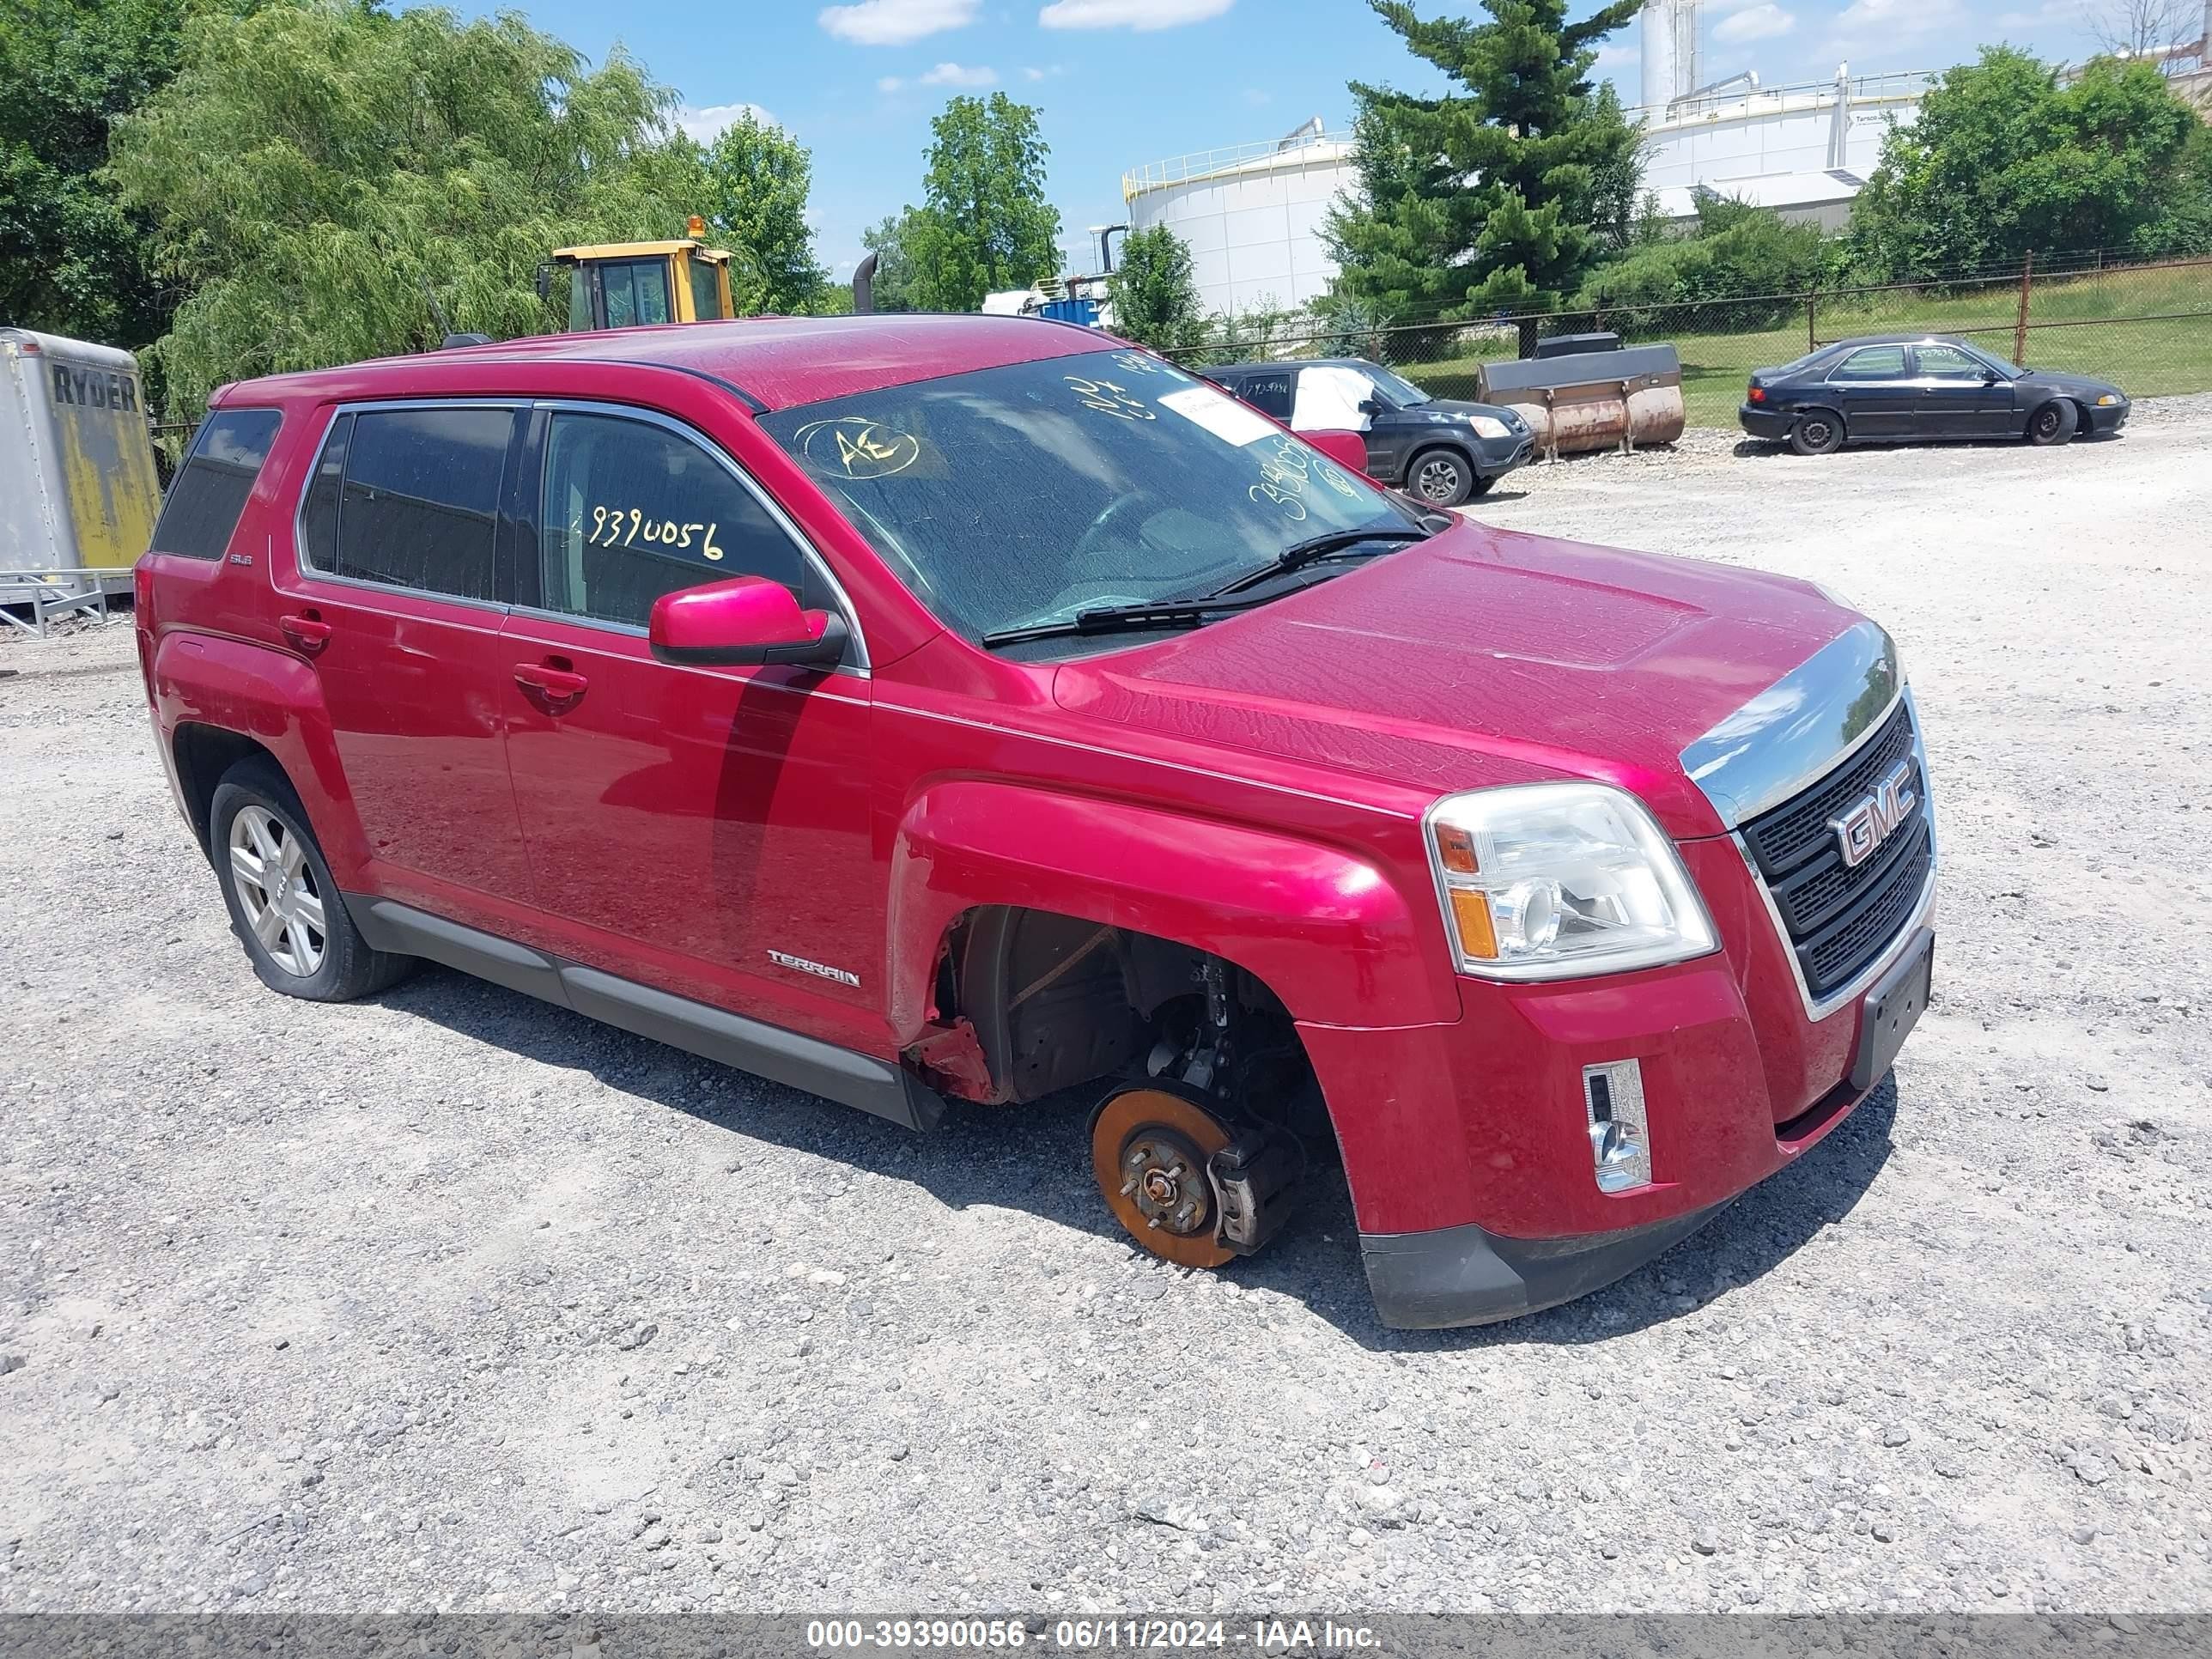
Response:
[1157,384,1279,447]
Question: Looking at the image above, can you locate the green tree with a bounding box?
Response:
[902,92,1060,313]
[696,110,830,314]
[1577,195,1834,327]
[1850,46,2212,276]
[109,2,695,411]
[858,210,927,312]
[1325,0,1643,352]
[0,0,258,349]
[1107,224,1203,348]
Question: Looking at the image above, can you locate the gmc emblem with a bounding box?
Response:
[1829,760,1917,868]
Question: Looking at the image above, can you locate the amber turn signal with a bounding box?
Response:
[1449,887,1499,960]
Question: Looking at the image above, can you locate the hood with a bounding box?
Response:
[2015,369,2124,400]
[1051,520,1860,838]
[1411,398,1522,427]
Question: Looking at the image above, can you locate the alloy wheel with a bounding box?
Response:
[228,805,327,977]
[1415,456,1462,502]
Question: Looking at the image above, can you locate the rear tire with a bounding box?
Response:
[1407,447,1475,507]
[209,757,414,1002]
[1790,411,1845,456]
[2027,399,2078,447]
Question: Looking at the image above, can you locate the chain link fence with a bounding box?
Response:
[1164,252,2212,429]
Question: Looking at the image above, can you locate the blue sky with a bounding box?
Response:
[441,1,2135,279]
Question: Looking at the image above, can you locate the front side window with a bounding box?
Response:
[1915,343,1987,380]
[538,412,815,629]
[1832,346,1908,383]
[760,348,1413,653]
[314,406,514,601]
[150,408,283,559]
[600,258,672,329]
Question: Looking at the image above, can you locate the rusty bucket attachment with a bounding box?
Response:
[1478,342,1686,460]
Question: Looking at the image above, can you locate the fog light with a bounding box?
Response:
[1583,1060,1653,1194]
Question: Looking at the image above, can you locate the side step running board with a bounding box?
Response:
[346,896,944,1131]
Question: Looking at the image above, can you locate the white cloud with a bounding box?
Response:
[919,60,997,85]
[1021,64,1066,81]
[880,61,997,92]
[673,102,776,142]
[1037,0,1234,31]
[818,0,978,46]
[1242,86,1272,106]
[1715,3,1796,44]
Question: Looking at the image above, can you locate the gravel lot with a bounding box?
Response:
[3,401,2209,1618]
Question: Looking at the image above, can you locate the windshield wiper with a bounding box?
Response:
[981,594,1281,649]
[1197,524,1432,601]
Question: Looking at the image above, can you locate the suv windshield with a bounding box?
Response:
[760,349,1413,652]
[1364,365,1431,407]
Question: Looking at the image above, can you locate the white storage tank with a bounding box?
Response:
[1122,118,1357,320]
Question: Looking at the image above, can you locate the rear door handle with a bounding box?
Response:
[514,661,589,704]
[279,611,331,653]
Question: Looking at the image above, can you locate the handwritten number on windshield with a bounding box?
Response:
[1066,375,1155,421]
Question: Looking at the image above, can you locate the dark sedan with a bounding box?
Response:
[1740,334,2130,456]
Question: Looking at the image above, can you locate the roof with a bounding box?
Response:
[550,239,729,264]
[223,313,1110,413]
[1817,333,1988,350]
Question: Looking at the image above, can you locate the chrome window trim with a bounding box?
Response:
[1729,686,1937,1024]
[528,398,872,673]
[1678,617,1903,831]
[289,398,524,610]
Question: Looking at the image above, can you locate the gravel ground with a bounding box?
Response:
[3,400,2209,1617]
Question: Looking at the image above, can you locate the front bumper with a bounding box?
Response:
[2086,402,2130,434]
[1361,1203,1729,1329]
[1472,429,1534,479]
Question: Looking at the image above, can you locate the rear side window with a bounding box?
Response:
[1240,373,1295,420]
[304,406,515,601]
[687,258,721,322]
[149,409,283,560]
[1832,346,1908,382]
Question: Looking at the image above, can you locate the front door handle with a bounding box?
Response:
[279,611,331,653]
[514,660,589,705]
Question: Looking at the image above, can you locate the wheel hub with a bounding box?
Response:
[1121,1130,1211,1236]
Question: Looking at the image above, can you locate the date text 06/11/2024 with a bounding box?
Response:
[804,1620,1382,1652]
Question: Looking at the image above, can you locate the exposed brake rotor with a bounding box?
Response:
[1090,1085,1236,1269]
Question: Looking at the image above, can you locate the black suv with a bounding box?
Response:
[1205,357,1533,507]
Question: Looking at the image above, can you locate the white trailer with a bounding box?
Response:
[2,329,162,631]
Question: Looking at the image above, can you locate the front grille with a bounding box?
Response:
[1741,701,1930,1001]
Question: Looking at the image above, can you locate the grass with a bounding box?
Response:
[1389,260,2212,428]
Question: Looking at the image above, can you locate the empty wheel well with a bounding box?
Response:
[909,906,1320,1122]
[173,726,279,857]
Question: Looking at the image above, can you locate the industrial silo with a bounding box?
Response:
[1121,118,1357,320]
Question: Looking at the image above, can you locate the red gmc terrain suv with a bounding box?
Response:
[136,315,1936,1328]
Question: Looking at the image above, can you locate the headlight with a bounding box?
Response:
[1469,415,1511,440]
[1425,783,1718,980]
[2097,393,2123,406]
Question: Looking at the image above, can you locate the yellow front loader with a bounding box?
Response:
[539,217,737,331]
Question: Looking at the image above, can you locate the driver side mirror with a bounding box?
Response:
[649,576,848,670]
[1982,368,2003,384]
[1358,398,1383,417]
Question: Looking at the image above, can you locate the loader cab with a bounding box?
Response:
[541,229,736,331]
